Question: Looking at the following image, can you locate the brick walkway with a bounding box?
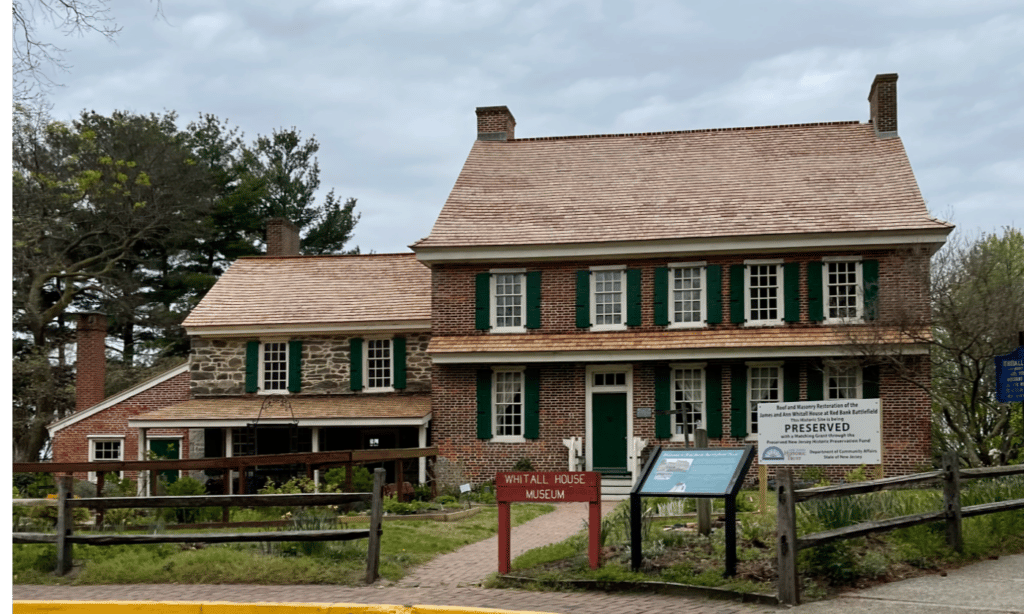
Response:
[13,502,776,614]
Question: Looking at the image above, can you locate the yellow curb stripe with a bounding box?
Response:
[14,602,558,614]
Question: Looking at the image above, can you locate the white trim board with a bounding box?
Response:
[48,362,191,437]
[129,414,433,429]
[186,320,430,337]
[429,345,930,364]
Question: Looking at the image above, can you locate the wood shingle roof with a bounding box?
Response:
[416,122,950,249]
[183,253,430,330]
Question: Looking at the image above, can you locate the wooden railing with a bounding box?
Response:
[776,453,1024,605]
[12,469,387,583]
[13,446,439,499]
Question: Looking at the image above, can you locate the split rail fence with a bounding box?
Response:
[776,452,1024,605]
[13,468,387,583]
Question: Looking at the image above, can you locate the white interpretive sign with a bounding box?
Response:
[757,399,881,465]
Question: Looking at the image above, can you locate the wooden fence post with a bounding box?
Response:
[55,475,74,575]
[695,429,712,536]
[776,468,799,605]
[942,451,963,552]
[365,467,385,584]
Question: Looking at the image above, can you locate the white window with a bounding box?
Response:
[260,341,289,393]
[669,264,706,327]
[364,338,394,391]
[746,261,783,325]
[827,364,862,399]
[491,271,525,332]
[88,436,124,482]
[492,368,525,441]
[824,258,864,322]
[672,364,706,439]
[591,267,626,330]
[748,363,782,436]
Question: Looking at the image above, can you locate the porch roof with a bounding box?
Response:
[128,394,432,428]
[427,326,929,363]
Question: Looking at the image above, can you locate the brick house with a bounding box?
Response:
[412,73,952,494]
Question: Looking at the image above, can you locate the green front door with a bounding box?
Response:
[149,439,180,484]
[591,392,628,474]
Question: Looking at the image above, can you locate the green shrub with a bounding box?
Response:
[13,473,55,498]
[324,466,374,492]
[161,476,220,524]
[512,458,535,471]
[382,496,431,515]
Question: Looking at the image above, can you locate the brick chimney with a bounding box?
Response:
[476,106,515,141]
[266,218,300,256]
[868,73,898,138]
[75,312,108,413]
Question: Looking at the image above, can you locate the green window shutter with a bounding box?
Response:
[784,262,801,323]
[476,370,493,440]
[730,265,746,324]
[654,267,669,326]
[705,365,723,438]
[575,270,591,328]
[245,341,260,393]
[863,260,880,321]
[863,365,881,399]
[807,365,824,401]
[626,268,642,326]
[524,368,540,439]
[706,265,723,325]
[730,365,748,438]
[526,271,542,329]
[654,366,672,439]
[288,340,302,393]
[475,272,491,330]
[349,338,363,391]
[807,261,824,322]
[393,336,407,389]
[784,361,800,402]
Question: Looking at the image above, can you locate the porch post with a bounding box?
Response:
[137,427,148,496]
[225,427,234,495]
[311,426,321,493]
[418,424,428,484]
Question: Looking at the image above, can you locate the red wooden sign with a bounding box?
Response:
[495,471,602,574]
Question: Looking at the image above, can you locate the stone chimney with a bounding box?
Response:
[476,106,516,141]
[266,218,300,256]
[76,312,108,412]
[868,73,898,138]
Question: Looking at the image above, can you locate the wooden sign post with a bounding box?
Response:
[495,471,601,574]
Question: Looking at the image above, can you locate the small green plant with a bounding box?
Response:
[324,466,374,492]
[512,458,535,472]
[801,466,827,484]
[161,476,219,524]
[843,464,871,483]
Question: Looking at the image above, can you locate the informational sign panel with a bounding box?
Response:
[995,347,1024,403]
[637,448,752,496]
[757,399,881,465]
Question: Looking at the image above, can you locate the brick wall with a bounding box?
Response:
[432,356,931,484]
[431,249,932,335]
[50,369,192,481]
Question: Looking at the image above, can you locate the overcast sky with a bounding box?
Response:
[29,0,1024,254]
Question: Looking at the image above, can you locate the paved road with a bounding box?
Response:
[13,502,1024,613]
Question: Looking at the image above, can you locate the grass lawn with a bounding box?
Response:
[502,479,1024,601]
[12,503,554,585]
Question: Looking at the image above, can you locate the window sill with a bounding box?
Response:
[362,387,395,394]
[823,318,865,325]
[257,390,291,395]
[590,325,628,332]
[491,327,527,334]
[667,322,707,330]
[489,436,527,444]
[743,320,785,328]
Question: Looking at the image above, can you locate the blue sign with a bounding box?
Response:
[638,448,751,496]
[995,346,1024,403]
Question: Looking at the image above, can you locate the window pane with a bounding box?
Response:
[366,339,393,389]
[93,440,121,460]
[828,365,860,399]
[672,267,703,323]
[748,366,780,434]
[748,265,779,322]
[494,371,524,437]
[594,270,623,326]
[673,367,704,435]
[262,342,288,390]
[494,273,524,328]
[827,262,859,319]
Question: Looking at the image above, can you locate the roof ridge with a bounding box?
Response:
[239,252,417,261]
[509,120,864,142]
